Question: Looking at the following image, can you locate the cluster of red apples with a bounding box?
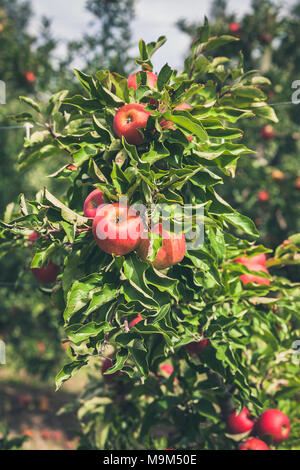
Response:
[227,406,290,450]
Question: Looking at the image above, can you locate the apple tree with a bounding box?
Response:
[1,23,300,449]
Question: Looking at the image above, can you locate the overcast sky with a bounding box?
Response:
[29,0,296,71]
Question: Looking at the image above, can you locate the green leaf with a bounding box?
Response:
[205,35,239,52]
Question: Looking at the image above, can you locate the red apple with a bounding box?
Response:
[51,430,63,441]
[101,357,123,381]
[160,363,174,376]
[295,177,300,190]
[261,124,275,140]
[113,103,151,145]
[227,407,255,434]
[138,222,186,270]
[255,409,290,445]
[127,71,158,90]
[186,338,210,355]
[258,190,270,203]
[25,71,36,83]
[83,189,105,218]
[129,314,143,328]
[229,22,241,33]
[239,438,269,450]
[93,203,143,256]
[31,259,60,284]
[239,262,270,286]
[271,170,284,182]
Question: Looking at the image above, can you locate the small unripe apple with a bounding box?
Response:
[129,314,143,328]
[258,190,269,202]
[127,71,158,90]
[92,203,143,256]
[229,22,241,33]
[113,103,151,145]
[226,407,255,434]
[31,259,60,284]
[138,222,186,270]
[261,124,275,140]
[83,189,105,218]
[255,409,290,445]
[239,437,269,450]
[25,71,36,83]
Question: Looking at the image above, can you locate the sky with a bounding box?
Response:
[29,0,296,72]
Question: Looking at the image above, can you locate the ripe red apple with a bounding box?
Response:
[160,363,174,376]
[239,262,270,286]
[226,407,255,434]
[295,177,300,190]
[271,170,285,182]
[255,409,290,445]
[138,222,186,270]
[129,314,143,328]
[235,253,267,266]
[261,124,275,140]
[92,203,143,256]
[51,430,63,441]
[101,357,123,381]
[239,438,269,450]
[229,22,241,33]
[113,103,151,145]
[127,71,158,90]
[83,189,105,218]
[31,259,60,284]
[186,338,210,355]
[258,190,270,202]
[25,71,36,83]
[41,429,51,440]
